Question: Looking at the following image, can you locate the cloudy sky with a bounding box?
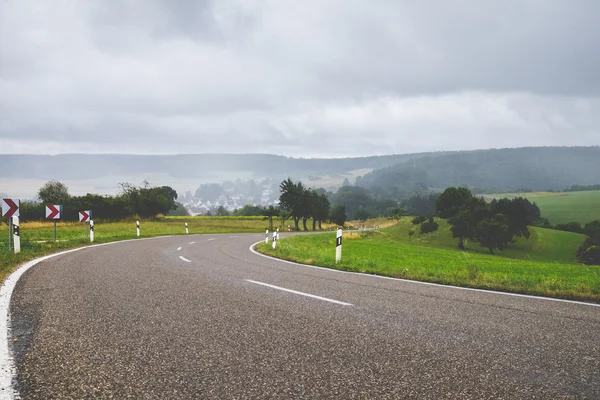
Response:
[1,0,599,157]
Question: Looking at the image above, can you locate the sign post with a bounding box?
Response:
[185,222,189,235]
[335,228,342,263]
[2,198,20,251]
[45,205,62,242]
[136,221,140,237]
[265,229,269,244]
[89,220,94,242]
[272,231,277,250]
[12,216,20,254]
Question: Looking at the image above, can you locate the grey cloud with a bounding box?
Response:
[0,0,599,156]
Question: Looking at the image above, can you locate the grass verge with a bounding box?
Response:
[255,228,600,303]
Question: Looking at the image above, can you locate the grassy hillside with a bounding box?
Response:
[256,218,597,302]
[483,191,600,225]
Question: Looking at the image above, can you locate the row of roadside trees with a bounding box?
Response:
[17,180,180,222]
[279,178,347,231]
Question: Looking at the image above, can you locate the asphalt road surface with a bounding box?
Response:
[9,233,600,399]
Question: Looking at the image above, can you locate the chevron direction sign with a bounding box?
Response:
[1,198,19,218]
[45,205,62,219]
[79,210,91,222]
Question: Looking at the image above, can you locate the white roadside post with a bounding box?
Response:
[89,220,94,243]
[265,229,269,244]
[335,228,342,263]
[136,220,140,237]
[272,231,277,250]
[185,222,189,234]
[12,216,20,254]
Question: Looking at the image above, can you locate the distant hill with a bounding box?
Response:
[0,152,443,198]
[0,152,444,181]
[356,146,600,197]
[1,146,598,199]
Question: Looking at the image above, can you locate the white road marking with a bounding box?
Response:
[229,236,238,238]
[179,256,192,263]
[207,238,216,241]
[177,247,182,251]
[249,241,600,308]
[245,279,352,306]
[188,241,196,245]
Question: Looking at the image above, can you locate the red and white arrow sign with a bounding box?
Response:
[79,210,90,222]
[45,205,61,219]
[1,198,19,218]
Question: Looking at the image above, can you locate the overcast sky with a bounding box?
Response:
[1,0,599,157]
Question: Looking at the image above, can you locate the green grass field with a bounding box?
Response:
[483,191,600,225]
[0,216,334,282]
[257,218,599,302]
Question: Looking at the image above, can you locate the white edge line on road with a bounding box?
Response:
[188,242,196,245]
[207,238,216,241]
[177,247,182,251]
[249,241,600,308]
[178,256,192,263]
[245,279,352,306]
[0,235,173,400]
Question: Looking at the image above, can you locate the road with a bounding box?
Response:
[8,233,600,399]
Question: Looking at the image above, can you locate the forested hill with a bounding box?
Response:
[0,152,445,180]
[356,147,600,196]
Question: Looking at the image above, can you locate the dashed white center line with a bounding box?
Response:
[244,279,353,306]
[177,247,182,251]
[189,241,196,245]
[179,256,192,263]
[207,238,216,241]
[229,236,238,238]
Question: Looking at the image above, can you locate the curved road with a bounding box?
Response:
[8,233,600,399]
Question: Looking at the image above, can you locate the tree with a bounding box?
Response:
[233,204,263,216]
[262,205,279,231]
[119,182,178,217]
[436,187,473,218]
[279,208,291,230]
[490,197,540,239]
[167,202,189,216]
[420,217,439,237]
[576,237,600,265]
[279,178,306,231]
[412,216,427,225]
[311,193,330,230]
[329,205,347,226]
[474,214,513,254]
[38,180,70,204]
[448,196,489,249]
[555,222,585,234]
[389,207,404,221]
[216,205,229,216]
[354,207,370,221]
[584,220,600,240]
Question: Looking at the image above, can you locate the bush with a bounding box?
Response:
[576,238,600,265]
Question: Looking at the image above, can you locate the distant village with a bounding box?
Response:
[179,179,280,216]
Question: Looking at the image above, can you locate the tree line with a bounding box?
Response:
[17,180,180,222]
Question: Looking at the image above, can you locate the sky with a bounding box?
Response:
[1,0,599,157]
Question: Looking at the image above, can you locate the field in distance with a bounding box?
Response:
[256,218,598,302]
[482,190,600,225]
